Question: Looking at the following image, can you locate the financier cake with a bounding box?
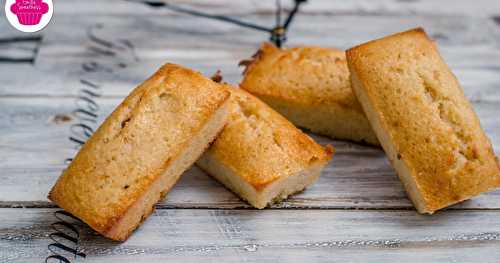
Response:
[197,81,334,209]
[49,64,231,240]
[240,42,378,145]
[346,28,500,214]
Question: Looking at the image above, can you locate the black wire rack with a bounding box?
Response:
[134,0,307,47]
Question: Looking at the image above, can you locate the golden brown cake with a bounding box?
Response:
[240,42,378,145]
[346,28,500,214]
[197,84,334,209]
[48,63,231,240]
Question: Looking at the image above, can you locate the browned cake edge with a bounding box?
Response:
[254,93,380,145]
[349,68,429,213]
[239,42,379,146]
[196,83,334,209]
[346,28,500,213]
[104,99,231,240]
[48,64,231,240]
[197,153,331,209]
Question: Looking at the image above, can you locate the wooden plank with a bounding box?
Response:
[0,97,498,209]
[0,1,498,261]
[1,9,500,99]
[1,208,500,262]
[42,0,500,17]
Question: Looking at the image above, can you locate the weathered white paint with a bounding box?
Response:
[1,208,500,262]
[0,98,498,209]
[0,1,499,100]
[1,0,500,262]
[26,0,500,17]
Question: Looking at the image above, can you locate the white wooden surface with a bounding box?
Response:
[0,0,500,262]
[3,208,500,262]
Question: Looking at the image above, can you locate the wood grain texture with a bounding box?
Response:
[0,1,499,101]
[1,208,500,262]
[38,0,500,16]
[1,0,500,261]
[0,97,498,209]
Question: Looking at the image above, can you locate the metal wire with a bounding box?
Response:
[133,0,307,47]
[284,0,306,30]
[151,1,273,33]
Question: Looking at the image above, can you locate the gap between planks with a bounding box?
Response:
[3,201,500,212]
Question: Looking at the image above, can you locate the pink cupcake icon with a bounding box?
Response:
[10,0,49,26]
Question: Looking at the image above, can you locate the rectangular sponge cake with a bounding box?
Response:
[240,42,378,145]
[346,28,500,214]
[48,63,231,240]
[197,85,334,209]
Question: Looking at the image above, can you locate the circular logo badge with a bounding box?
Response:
[5,0,54,33]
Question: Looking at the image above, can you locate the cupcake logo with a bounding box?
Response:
[5,0,53,32]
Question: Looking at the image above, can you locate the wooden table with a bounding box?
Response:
[1,0,500,262]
